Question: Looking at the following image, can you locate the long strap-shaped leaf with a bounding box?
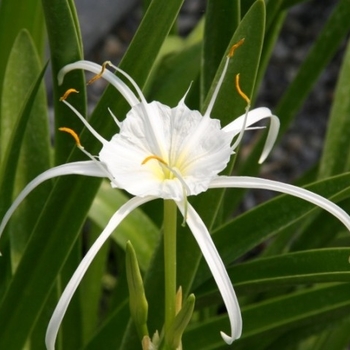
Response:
[0,35,48,297]
[183,283,350,349]
[0,43,48,220]
[318,39,350,178]
[0,0,44,109]
[194,248,350,303]
[193,172,350,289]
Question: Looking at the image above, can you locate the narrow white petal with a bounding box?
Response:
[209,176,350,231]
[45,195,155,350]
[108,107,122,128]
[257,115,280,164]
[108,62,148,106]
[223,107,280,163]
[104,62,170,158]
[223,107,272,134]
[0,161,105,238]
[61,100,108,145]
[58,60,139,107]
[204,56,230,117]
[176,201,242,343]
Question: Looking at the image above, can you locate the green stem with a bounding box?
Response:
[163,199,177,344]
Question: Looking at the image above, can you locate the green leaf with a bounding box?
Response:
[318,39,350,178]
[0,35,48,239]
[289,199,350,251]
[0,0,45,108]
[145,41,202,107]
[193,0,266,231]
[0,31,48,218]
[202,0,265,127]
[83,301,130,350]
[0,30,50,272]
[79,222,109,344]
[183,284,350,350]
[255,2,286,99]
[201,0,240,101]
[41,0,87,164]
[195,249,350,305]
[309,317,350,350]
[0,32,48,301]
[89,181,159,271]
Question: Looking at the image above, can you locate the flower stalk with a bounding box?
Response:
[163,199,178,343]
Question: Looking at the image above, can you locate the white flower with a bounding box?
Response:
[1,49,350,350]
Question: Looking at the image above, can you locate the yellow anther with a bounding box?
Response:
[235,74,250,105]
[227,38,245,58]
[141,155,168,166]
[59,127,83,148]
[87,61,112,85]
[59,88,79,101]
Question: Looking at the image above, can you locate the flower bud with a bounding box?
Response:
[126,241,149,339]
[165,293,195,349]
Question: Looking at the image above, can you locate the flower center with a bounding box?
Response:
[142,154,189,223]
[141,155,182,183]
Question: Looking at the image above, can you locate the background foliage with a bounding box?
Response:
[0,0,350,349]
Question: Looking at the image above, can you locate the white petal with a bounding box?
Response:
[176,201,242,344]
[173,109,232,177]
[223,107,280,163]
[58,60,139,107]
[209,176,350,232]
[0,161,106,239]
[45,195,155,350]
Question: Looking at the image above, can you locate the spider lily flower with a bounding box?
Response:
[1,47,350,350]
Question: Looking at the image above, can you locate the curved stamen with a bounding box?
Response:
[87,61,111,85]
[59,127,116,184]
[59,88,79,101]
[59,127,83,148]
[204,39,245,118]
[142,155,168,166]
[230,74,251,151]
[227,38,245,58]
[235,74,250,105]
